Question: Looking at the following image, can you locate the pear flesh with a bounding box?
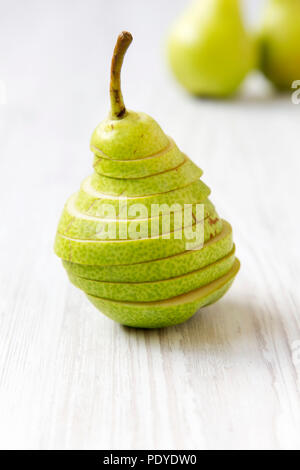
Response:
[87,260,240,329]
[92,137,185,179]
[54,32,240,328]
[167,0,255,97]
[76,178,211,217]
[89,154,203,196]
[57,193,218,241]
[67,246,236,303]
[63,220,234,283]
[55,215,223,266]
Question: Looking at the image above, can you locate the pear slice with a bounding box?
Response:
[55,216,223,265]
[91,110,170,160]
[87,259,240,328]
[63,220,233,282]
[57,193,217,240]
[89,157,202,197]
[76,179,211,217]
[93,137,186,179]
[67,246,236,302]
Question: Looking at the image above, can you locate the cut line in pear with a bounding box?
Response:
[91,137,172,161]
[55,216,223,266]
[68,246,236,302]
[77,179,211,217]
[93,137,186,178]
[58,193,217,240]
[94,151,186,181]
[89,157,202,197]
[63,220,233,282]
[54,31,240,328]
[87,259,240,328]
[91,110,170,160]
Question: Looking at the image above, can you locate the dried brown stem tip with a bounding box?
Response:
[110,31,133,119]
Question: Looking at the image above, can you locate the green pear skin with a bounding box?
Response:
[57,194,217,240]
[92,138,185,179]
[259,0,300,89]
[87,260,240,328]
[167,0,256,97]
[63,221,234,283]
[67,247,236,302]
[89,156,202,197]
[76,179,211,218]
[54,32,240,328]
[55,216,223,265]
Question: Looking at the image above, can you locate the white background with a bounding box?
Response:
[0,0,300,450]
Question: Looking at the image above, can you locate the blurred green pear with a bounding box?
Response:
[167,0,256,97]
[259,0,300,90]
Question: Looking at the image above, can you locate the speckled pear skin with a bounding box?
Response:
[57,195,217,240]
[67,247,236,302]
[93,138,185,179]
[55,216,223,265]
[54,31,240,328]
[86,260,240,329]
[76,179,211,217]
[63,220,233,282]
[88,157,202,197]
[259,0,300,89]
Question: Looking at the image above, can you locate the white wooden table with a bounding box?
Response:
[0,0,300,450]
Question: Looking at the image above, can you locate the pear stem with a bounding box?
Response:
[110,31,133,119]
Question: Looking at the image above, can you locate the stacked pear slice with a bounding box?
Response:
[54,32,240,328]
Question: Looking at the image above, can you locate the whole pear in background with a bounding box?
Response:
[259,0,300,90]
[167,0,256,97]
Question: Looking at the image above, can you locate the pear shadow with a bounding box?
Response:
[232,89,291,106]
[121,297,283,355]
[191,89,290,107]
[184,72,292,107]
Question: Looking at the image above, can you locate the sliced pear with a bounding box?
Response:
[54,32,240,328]
[91,110,170,160]
[76,179,211,217]
[93,138,185,179]
[68,247,236,302]
[63,220,233,282]
[87,259,240,328]
[57,193,217,240]
[89,157,202,197]
[55,216,223,265]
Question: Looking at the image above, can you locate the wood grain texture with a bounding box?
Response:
[0,0,300,450]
